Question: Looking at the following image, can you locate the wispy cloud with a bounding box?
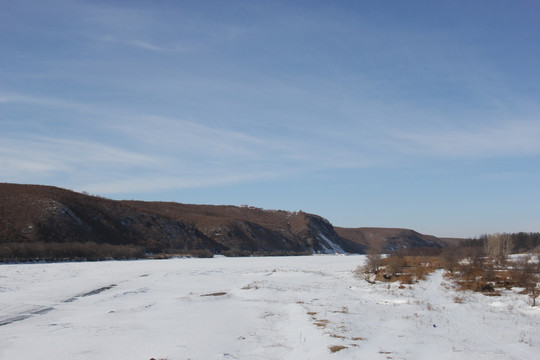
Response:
[110,114,268,157]
[0,136,159,183]
[0,90,400,194]
[392,119,540,158]
[0,93,91,111]
[5,88,538,197]
[79,170,283,195]
[100,36,196,53]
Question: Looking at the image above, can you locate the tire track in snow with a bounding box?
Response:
[63,284,117,303]
[0,283,118,327]
[0,306,55,327]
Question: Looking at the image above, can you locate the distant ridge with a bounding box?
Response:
[334,227,449,253]
[0,183,453,261]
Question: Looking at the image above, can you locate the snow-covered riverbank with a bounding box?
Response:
[1,255,538,359]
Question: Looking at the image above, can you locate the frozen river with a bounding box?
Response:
[1,255,539,359]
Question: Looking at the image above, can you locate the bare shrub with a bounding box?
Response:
[385,253,406,277]
[511,256,539,306]
[399,273,414,284]
[447,248,540,303]
[361,252,443,283]
[440,247,463,273]
[364,247,382,273]
[459,247,485,279]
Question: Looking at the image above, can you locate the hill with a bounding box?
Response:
[0,183,451,261]
[334,227,448,252]
[0,183,360,260]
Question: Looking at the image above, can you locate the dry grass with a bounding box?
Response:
[351,336,365,341]
[314,320,329,328]
[329,345,348,353]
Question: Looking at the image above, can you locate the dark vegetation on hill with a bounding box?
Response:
[0,183,484,262]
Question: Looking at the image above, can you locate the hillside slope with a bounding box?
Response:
[0,183,451,260]
[0,183,356,259]
[334,227,447,252]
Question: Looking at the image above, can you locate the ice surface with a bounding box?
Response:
[0,256,539,359]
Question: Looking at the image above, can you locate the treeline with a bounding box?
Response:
[0,241,145,262]
[0,242,319,262]
[460,232,540,253]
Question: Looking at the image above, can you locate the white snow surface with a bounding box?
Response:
[1,255,539,360]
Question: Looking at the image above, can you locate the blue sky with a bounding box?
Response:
[1,0,539,237]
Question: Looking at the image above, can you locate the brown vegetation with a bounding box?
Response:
[447,253,540,302]
[358,247,444,283]
[329,345,348,353]
[359,241,540,305]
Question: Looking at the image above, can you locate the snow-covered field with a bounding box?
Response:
[1,255,539,360]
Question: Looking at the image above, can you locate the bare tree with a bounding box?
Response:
[364,247,382,274]
[484,233,513,263]
[386,251,406,277]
